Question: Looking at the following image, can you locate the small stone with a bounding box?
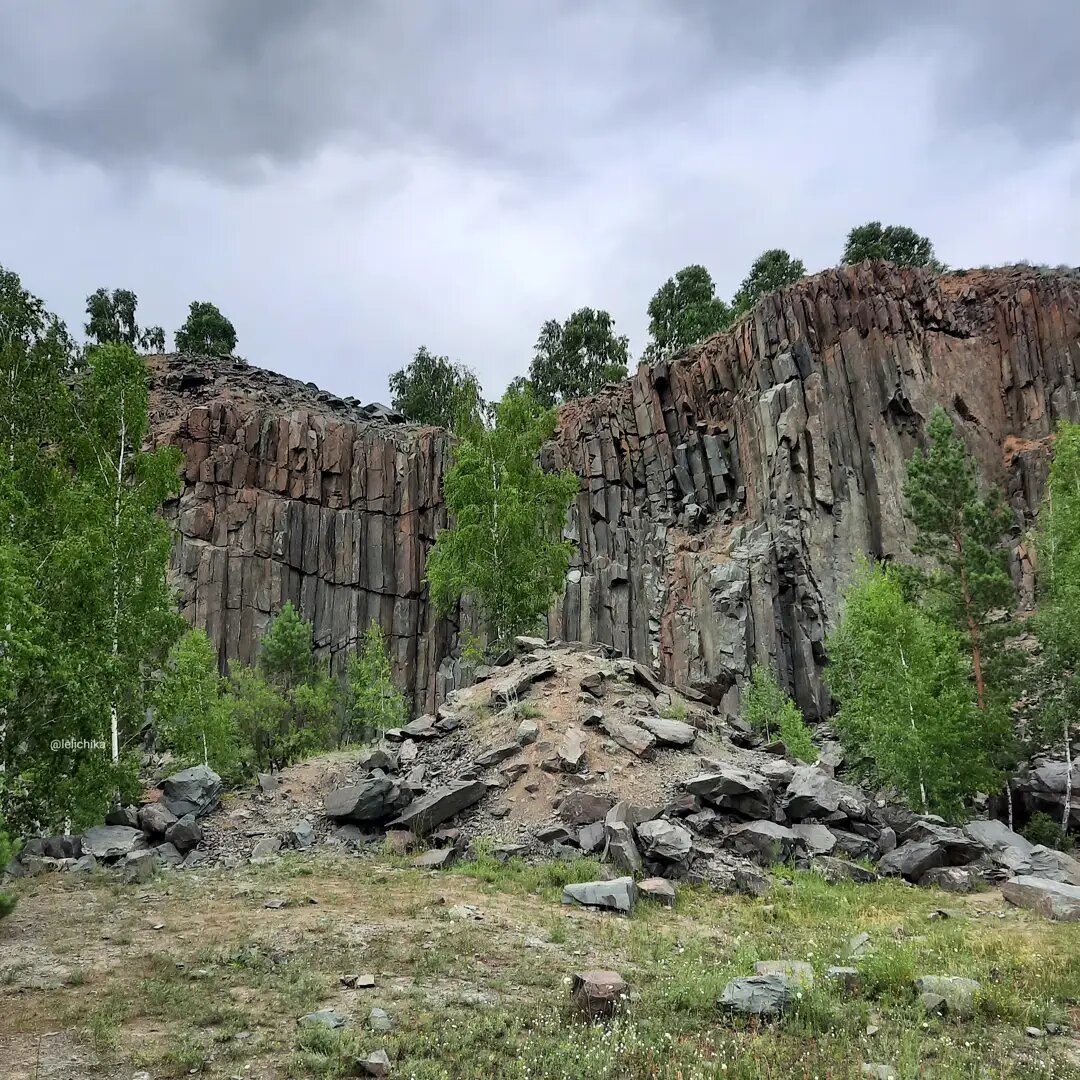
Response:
[368,1007,393,1032]
[289,820,315,849]
[913,975,982,1018]
[516,718,540,745]
[718,974,794,1016]
[341,973,376,988]
[250,836,282,862]
[1025,1026,1044,1038]
[357,1048,391,1077]
[638,877,676,907]
[299,1008,347,1028]
[412,848,457,870]
[562,876,636,913]
[571,970,628,1018]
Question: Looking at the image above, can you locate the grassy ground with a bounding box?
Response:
[1,850,1078,1079]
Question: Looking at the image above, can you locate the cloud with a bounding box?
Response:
[0,2,1076,403]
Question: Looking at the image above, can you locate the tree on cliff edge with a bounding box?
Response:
[389,346,483,431]
[643,264,731,362]
[528,308,629,407]
[731,249,807,317]
[175,301,237,356]
[426,384,578,647]
[843,221,944,270]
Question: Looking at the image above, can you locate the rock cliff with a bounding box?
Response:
[149,264,1080,716]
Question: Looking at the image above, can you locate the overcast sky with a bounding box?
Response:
[1,2,1077,401]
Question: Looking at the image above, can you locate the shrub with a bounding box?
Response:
[345,621,407,744]
[743,665,817,763]
[0,821,17,921]
[1022,811,1074,852]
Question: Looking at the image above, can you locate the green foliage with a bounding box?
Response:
[826,561,1009,818]
[528,307,629,407]
[345,621,407,743]
[426,384,579,647]
[903,407,1014,713]
[731,248,807,316]
[843,221,944,270]
[85,287,141,347]
[743,665,816,763]
[2,268,181,832]
[389,346,484,431]
[643,264,731,361]
[154,630,242,781]
[174,300,237,355]
[1021,811,1074,853]
[0,819,15,921]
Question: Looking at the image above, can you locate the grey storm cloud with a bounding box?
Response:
[1,1,1077,177]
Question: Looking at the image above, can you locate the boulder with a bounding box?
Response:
[121,848,155,884]
[160,764,223,818]
[718,974,794,1016]
[600,717,656,758]
[571,970,629,1018]
[387,779,487,834]
[829,829,878,862]
[516,718,539,745]
[473,743,520,768]
[299,1008,347,1029]
[914,975,982,1018]
[963,817,1032,858]
[357,748,398,773]
[105,805,139,828]
[793,823,836,856]
[368,1007,393,1032]
[638,877,676,907]
[251,836,282,861]
[905,820,983,864]
[1028,845,1080,887]
[1001,875,1080,921]
[684,768,771,819]
[812,856,879,884]
[562,876,636,913]
[635,819,692,864]
[137,802,178,837]
[153,842,184,868]
[289,820,315,849]
[357,1049,391,1078]
[603,821,643,874]
[558,790,615,826]
[82,826,147,861]
[633,714,696,748]
[920,866,980,894]
[578,822,605,854]
[324,778,413,823]
[490,657,556,706]
[783,767,866,821]
[412,847,457,870]
[165,813,202,854]
[552,727,587,773]
[727,821,798,866]
[401,715,439,739]
[877,840,946,881]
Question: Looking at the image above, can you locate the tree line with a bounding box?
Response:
[388,220,943,426]
[85,287,238,356]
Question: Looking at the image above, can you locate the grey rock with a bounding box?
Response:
[784,766,866,821]
[299,1008,347,1029]
[558,790,614,826]
[153,842,184,868]
[398,739,419,766]
[913,975,982,1018]
[638,877,676,907]
[473,743,520,768]
[368,1007,393,1032]
[732,866,772,897]
[829,829,878,862]
[535,824,577,845]
[490,658,556,707]
[401,714,439,739]
[578,822,606,854]
[137,803,178,837]
[357,1049,391,1077]
[1001,875,1080,921]
[793,823,836,856]
[412,847,456,869]
[122,848,156,884]
[877,840,946,882]
[877,826,897,855]
[387,779,487,834]
[846,932,872,959]
[289,819,315,849]
[562,876,637,913]
[324,777,412,823]
[603,821,643,874]
[1028,845,1080,886]
[634,713,696,747]
[105,805,139,828]
[251,836,282,861]
[685,768,771,819]
[571,970,628,1018]
[635,819,692,863]
[82,826,148,861]
[920,866,979,894]
[553,727,587,772]
[600,717,656,758]
[727,821,799,866]
[963,817,1034,858]
[516,718,539,745]
[905,819,983,864]
[161,764,223,818]
[165,813,202,854]
[357,748,398,773]
[718,974,794,1016]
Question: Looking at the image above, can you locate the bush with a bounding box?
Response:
[0,821,17,921]
[743,665,817,763]
[345,622,407,744]
[1022,811,1074,852]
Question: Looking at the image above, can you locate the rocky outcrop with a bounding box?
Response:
[149,265,1080,715]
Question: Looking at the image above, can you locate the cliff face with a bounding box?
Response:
[149,264,1080,716]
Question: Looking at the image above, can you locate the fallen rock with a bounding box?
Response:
[412,848,457,870]
[784,767,866,821]
[638,877,676,907]
[122,848,155,884]
[368,1007,393,1032]
[161,764,223,818]
[250,836,282,861]
[732,866,772,897]
[571,970,629,1018]
[324,777,413,823]
[793,823,836,856]
[685,768,771,819]
[490,658,556,707]
[551,727,587,773]
[1001,875,1080,921]
[562,876,636,913]
[401,715,439,739]
[165,814,202,854]
[718,974,794,1016]
[357,1049,391,1077]
[357,748,398,773]
[577,821,606,854]
[905,820,983,864]
[137,802,178,837]
[877,840,946,881]
[152,842,183,868]
[387,779,487,834]
[1027,845,1080,887]
[299,1008,347,1029]
[558,790,615,826]
[635,819,692,864]
[634,714,696,748]
[473,743,520,768]
[963,817,1033,858]
[920,866,979,894]
[914,975,982,1018]
[727,821,798,866]
[603,821,643,874]
[105,805,139,828]
[600,717,656,758]
[289,820,315,849]
[82,826,147,861]
[516,718,539,745]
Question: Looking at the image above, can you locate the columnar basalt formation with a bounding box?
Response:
[149,264,1080,717]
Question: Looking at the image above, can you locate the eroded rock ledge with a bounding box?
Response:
[148,264,1080,715]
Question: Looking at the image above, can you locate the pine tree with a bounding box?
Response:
[827,561,1009,818]
[426,384,579,648]
[903,407,1014,712]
